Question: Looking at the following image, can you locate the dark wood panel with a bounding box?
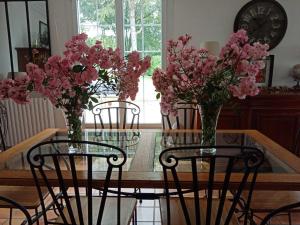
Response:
[199,94,300,155]
[251,110,299,151]
[15,47,50,72]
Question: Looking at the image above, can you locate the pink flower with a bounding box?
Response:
[152,29,269,114]
[1,32,151,111]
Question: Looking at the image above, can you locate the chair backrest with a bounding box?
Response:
[260,201,300,225]
[92,100,140,129]
[161,102,198,129]
[159,145,264,225]
[27,140,127,225]
[0,102,8,150]
[0,195,33,224]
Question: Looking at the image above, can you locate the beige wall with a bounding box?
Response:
[165,0,300,86]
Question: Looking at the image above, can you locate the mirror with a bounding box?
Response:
[0,0,51,79]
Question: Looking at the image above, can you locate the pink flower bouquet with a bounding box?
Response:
[152,29,268,152]
[153,29,269,114]
[0,33,151,144]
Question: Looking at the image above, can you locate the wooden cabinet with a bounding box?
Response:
[215,94,300,155]
[15,47,50,72]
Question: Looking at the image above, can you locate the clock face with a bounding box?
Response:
[234,0,287,50]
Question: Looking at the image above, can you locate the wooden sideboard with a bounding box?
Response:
[15,47,50,72]
[213,94,300,155]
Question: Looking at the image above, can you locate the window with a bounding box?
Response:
[77,0,163,124]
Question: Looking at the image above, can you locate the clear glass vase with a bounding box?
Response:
[65,111,83,153]
[198,103,222,154]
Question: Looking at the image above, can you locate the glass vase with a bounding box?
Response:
[198,103,222,154]
[65,111,83,153]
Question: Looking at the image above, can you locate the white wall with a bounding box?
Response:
[29,1,47,44]
[0,1,47,78]
[166,0,300,86]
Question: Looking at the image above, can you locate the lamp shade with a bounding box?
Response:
[7,72,27,79]
[200,41,220,56]
[291,64,300,80]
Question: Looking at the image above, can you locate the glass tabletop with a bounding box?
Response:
[1,129,296,174]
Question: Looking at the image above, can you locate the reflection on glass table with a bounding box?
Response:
[1,130,296,176]
[154,132,295,173]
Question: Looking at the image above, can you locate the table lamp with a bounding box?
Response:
[7,72,27,79]
[291,64,300,89]
[200,41,220,56]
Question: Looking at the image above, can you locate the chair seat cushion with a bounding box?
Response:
[56,196,136,225]
[0,186,48,208]
[160,197,239,225]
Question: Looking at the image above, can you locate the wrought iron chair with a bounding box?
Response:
[161,102,198,130]
[0,102,8,150]
[27,140,137,225]
[0,102,50,224]
[92,100,140,130]
[260,201,300,225]
[91,100,141,202]
[238,130,300,225]
[159,145,264,225]
[0,195,33,225]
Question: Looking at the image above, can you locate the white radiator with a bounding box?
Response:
[2,98,57,146]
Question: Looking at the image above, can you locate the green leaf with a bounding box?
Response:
[156,92,161,99]
[90,96,98,103]
[88,101,94,110]
[72,65,84,73]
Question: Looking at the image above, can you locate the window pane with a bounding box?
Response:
[146,52,161,76]
[78,0,162,124]
[124,25,143,51]
[79,0,116,48]
[143,0,161,24]
[144,25,161,51]
[123,0,162,124]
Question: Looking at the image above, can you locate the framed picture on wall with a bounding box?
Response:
[256,55,274,87]
[39,21,49,48]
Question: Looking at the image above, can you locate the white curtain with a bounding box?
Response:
[48,0,77,55]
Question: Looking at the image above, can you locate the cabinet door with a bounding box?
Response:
[251,109,300,153]
[217,108,249,129]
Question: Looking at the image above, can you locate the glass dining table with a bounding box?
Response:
[0,128,300,190]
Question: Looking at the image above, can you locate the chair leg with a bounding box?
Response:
[134,207,137,225]
[9,208,12,225]
[132,208,135,225]
[288,211,292,225]
[35,208,39,225]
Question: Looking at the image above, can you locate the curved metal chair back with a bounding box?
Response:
[159,145,264,225]
[27,140,127,225]
[161,102,198,129]
[260,201,300,225]
[0,102,8,150]
[0,195,33,224]
[92,100,140,129]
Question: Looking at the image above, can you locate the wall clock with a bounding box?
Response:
[234,0,287,50]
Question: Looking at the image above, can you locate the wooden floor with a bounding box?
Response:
[0,189,299,225]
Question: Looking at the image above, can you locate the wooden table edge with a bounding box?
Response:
[0,128,59,163]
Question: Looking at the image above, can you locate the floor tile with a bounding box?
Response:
[137,207,155,221]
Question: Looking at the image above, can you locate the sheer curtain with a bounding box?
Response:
[48,0,77,55]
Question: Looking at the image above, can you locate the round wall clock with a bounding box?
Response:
[234,0,288,50]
